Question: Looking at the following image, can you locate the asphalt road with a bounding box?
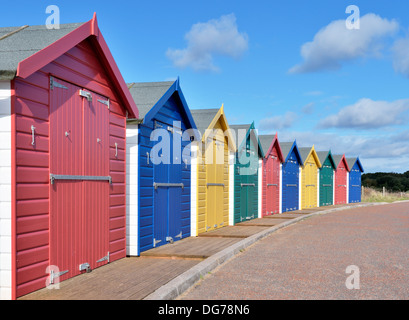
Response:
[179,202,409,300]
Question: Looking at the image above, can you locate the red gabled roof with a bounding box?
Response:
[16,13,138,118]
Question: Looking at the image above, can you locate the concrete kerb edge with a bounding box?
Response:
[143,202,380,300]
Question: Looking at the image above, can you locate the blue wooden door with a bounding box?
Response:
[168,127,183,241]
[349,165,361,203]
[152,121,183,248]
[282,154,299,212]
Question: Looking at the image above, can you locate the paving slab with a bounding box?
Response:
[141,237,243,259]
[198,225,270,238]
[235,218,292,226]
[263,213,307,219]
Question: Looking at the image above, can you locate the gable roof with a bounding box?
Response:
[298,146,322,168]
[346,157,364,172]
[0,23,85,79]
[190,108,219,135]
[0,13,138,118]
[258,134,284,162]
[316,150,336,169]
[229,122,263,158]
[127,79,196,132]
[190,105,236,151]
[127,81,174,119]
[280,141,302,164]
[333,154,350,171]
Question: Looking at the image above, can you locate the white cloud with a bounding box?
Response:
[318,98,409,129]
[301,102,315,114]
[289,13,399,74]
[305,91,324,96]
[392,37,409,77]
[259,111,298,131]
[276,130,409,173]
[166,14,248,72]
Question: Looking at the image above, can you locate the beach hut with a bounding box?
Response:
[259,134,284,216]
[299,146,322,209]
[190,107,236,235]
[280,141,302,212]
[333,154,350,205]
[126,80,197,255]
[316,151,336,207]
[347,157,364,203]
[230,123,264,223]
[0,15,139,299]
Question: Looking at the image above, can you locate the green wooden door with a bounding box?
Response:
[319,158,333,206]
[234,140,259,223]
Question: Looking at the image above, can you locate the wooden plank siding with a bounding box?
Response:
[196,118,230,235]
[14,38,128,298]
[138,93,192,254]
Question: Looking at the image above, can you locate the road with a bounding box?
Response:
[179,202,409,300]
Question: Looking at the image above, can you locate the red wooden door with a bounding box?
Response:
[264,151,280,216]
[50,78,110,284]
[335,165,347,205]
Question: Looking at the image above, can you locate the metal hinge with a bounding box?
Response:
[50,76,68,90]
[175,231,182,239]
[96,252,110,264]
[79,263,91,273]
[154,121,163,129]
[79,89,92,101]
[153,238,162,247]
[98,98,110,109]
[49,269,68,284]
[167,126,182,135]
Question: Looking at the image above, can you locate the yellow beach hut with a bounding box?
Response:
[190,106,236,236]
[299,146,322,209]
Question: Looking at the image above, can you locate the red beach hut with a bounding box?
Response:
[0,14,138,299]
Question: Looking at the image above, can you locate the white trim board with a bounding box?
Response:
[126,124,139,256]
[0,81,12,300]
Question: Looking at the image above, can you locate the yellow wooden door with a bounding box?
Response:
[302,160,315,209]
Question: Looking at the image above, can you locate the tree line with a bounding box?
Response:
[362,171,409,192]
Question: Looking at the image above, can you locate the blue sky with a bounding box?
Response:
[3,0,409,173]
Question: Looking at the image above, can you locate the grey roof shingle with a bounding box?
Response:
[346,157,357,170]
[258,135,275,155]
[280,141,295,160]
[127,81,174,119]
[316,151,330,165]
[332,154,344,169]
[190,109,220,137]
[0,23,85,80]
[298,147,312,164]
[229,124,251,148]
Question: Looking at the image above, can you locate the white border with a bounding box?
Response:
[190,144,198,236]
[0,81,12,300]
[228,151,234,226]
[258,159,262,218]
[126,124,139,256]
